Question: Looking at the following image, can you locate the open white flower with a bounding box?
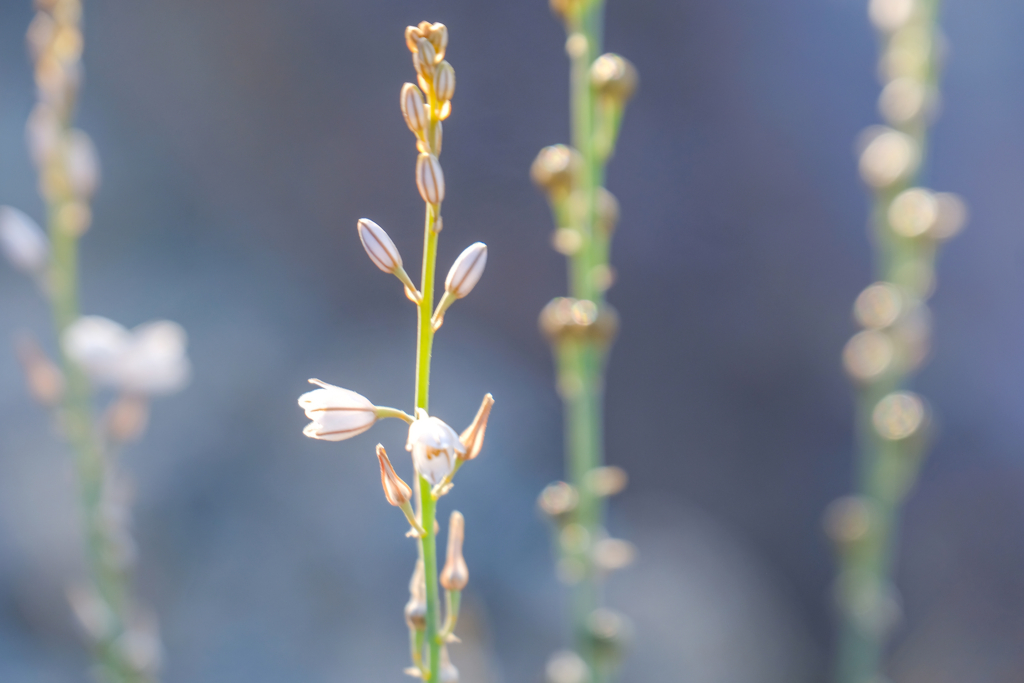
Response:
[406,409,465,485]
[299,379,378,441]
[63,316,190,395]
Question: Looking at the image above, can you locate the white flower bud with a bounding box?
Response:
[67,129,100,198]
[299,379,378,441]
[400,83,429,135]
[26,104,60,167]
[0,206,49,274]
[425,23,448,63]
[357,218,403,273]
[434,61,455,102]
[416,153,445,205]
[445,242,487,299]
[406,409,464,485]
[440,510,468,591]
[413,38,437,80]
[63,316,131,386]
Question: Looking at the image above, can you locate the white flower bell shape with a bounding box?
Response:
[406,409,465,485]
[299,379,378,441]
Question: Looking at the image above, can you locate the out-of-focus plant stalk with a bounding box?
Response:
[831,1,966,682]
[27,2,157,681]
[534,2,638,682]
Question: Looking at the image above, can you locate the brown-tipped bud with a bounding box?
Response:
[440,511,469,591]
[413,38,437,80]
[434,61,455,102]
[357,218,403,273]
[591,54,638,105]
[416,153,445,205]
[377,444,413,507]
[531,145,581,200]
[423,23,448,63]
[444,242,487,299]
[539,298,620,347]
[405,25,424,53]
[104,393,150,444]
[538,481,578,521]
[458,393,494,461]
[405,560,427,630]
[549,0,580,20]
[16,333,64,407]
[400,83,429,135]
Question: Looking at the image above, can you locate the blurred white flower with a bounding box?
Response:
[0,205,49,274]
[67,129,101,198]
[63,316,190,395]
[406,409,464,485]
[299,379,378,441]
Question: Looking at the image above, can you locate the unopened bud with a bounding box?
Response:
[445,242,487,299]
[424,23,448,63]
[591,54,638,105]
[104,393,150,444]
[413,38,437,80]
[26,104,60,167]
[405,560,427,630]
[440,510,469,591]
[538,481,578,520]
[585,608,632,658]
[593,538,636,572]
[823,496,873,545]
[545,650,589,683]
[930,193,968,240]
[66,129,100,198]
[531,145,581,200]
[596,187,620,235]
[0,206,49,274]
[16,333,64,406]
[854,282,903,330]
[434,61,455,102]
[405,25,424,54]
[584,466,627,497]
[858,127,918,188]
[357,218,403,273]
[401,84,429,136]
[458,393,494,460]
[416,153,445,205]
[539,297,619,346]
[377,444,413,507]
[872,391,927,441]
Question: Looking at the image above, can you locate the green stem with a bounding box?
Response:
[419,476,441,680]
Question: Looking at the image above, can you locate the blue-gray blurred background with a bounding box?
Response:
[3,0,1024,681]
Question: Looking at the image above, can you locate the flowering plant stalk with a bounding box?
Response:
[531,1,638,682]
[1,1,190,681]
[298,22,493,683]
[828,1,967,682]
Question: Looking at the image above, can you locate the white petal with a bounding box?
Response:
[63,316,130,386]
[304,408,377,441]
[0,206,49,273]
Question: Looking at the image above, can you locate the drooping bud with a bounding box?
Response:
[531,145,581,200]
[377,444,412,507]
[458,393,494,461]
[400,83,429,135]
[407,409,464,485]
[416,153,445,205]
[15,333,64,407]
[0,206,49,274]
[434,61,455,102]
[405,560,427,630]
[357,218,403,273]
[444,242,487,299]
[299,379,378,441]
[440,510,468,591]
[590,54,638,105]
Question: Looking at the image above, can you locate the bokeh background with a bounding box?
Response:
[3,0,1024,681]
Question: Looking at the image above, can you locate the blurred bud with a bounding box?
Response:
[440,510,469,591]
[434,61,456,102]
[440,646,459,683]
[584,466,628,497]
[560,523,590,555]
[854,282,903,330]
[552,228,582,256]
[63,315,130,385]
[57,201,91,237]
[546,650,589,683]
[538,481,579,521]
[413,38,437,80]
[357,218,403,274]
[66,129,100,198]
[592,264,616,292]
[104,393,150,444]
[858,127,919,188]
[591,54,638,105]
[0,206,49,274]
[823,495,873,545]
[585,608,633,660]
[377,444,413,507]
[596,187,620,235]
[405,560,427,630]
[15,333,64,406]
[407,409,463,486]
[400,83,429,135]
[539,297,619,346]
[67,584,114,642]
[424,23,448,63]
[458,393,494,461]
[872,391,927,441]
[843,330,894,382]
[416,153,445,205]
[868,0,915,32]
[888,188,937,238]
[930,192,967,240]
[405,25,423,53]
[117,320,190,395]
[51,25,83,64]
[26,104,60,167]
[881,25,933,82]
[593,538,636,572]
[26,12,55,60]
[438,99,452,121]
[118,610,162,675]
[531,145,581,200]
[878,77,930,125]
[445,242,487,299]
[299,379,377,441]
[565,33,588,59]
